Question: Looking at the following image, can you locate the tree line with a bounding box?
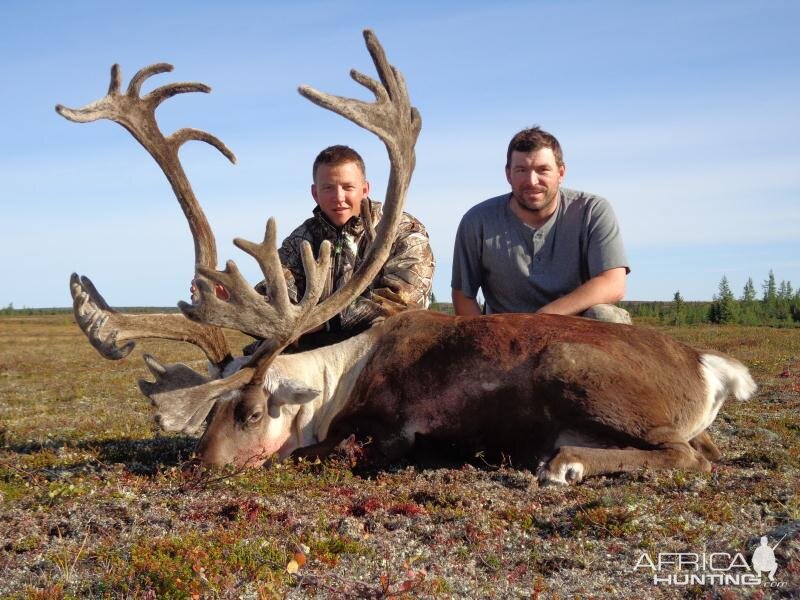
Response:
[0,303,177,316]
[4,270,799,327]
[626,270,800,327]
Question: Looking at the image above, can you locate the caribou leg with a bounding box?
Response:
[538,429,712,485]
[689,430,722,461]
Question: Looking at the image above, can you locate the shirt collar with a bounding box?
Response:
[504,190,561,234]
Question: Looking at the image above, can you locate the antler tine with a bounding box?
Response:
[349,70,389,104]
[239,234,335,384]
[108,64,122,95]
[169,128,236,163]
[233,218,291,312]
[298,31,422,149]
[145,82,212,110]
[232,219,334,314]
[296,241,333,310]
[127,63,173,97]
[363,29,401,101]
[359,196,377,245]
[70,273,135,360]
[179,217,333,343]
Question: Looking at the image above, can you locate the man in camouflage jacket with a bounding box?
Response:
[254,145,434,347]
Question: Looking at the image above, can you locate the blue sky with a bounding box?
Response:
[2,1,798,307]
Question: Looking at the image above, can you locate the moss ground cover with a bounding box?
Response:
[1,315,798,598]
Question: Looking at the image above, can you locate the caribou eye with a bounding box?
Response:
[234,397,264,425]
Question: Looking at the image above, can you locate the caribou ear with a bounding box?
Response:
[273,378,320,405]
[266,377,320,418]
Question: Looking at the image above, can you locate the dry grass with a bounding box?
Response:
[1,315,798,598]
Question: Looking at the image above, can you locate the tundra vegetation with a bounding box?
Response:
[0,312,798,598]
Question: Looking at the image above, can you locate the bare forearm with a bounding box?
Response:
[452,288,483,316]
[537,268,626,316]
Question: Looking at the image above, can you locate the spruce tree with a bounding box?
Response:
[739,277,759,325]
[709,276,738,324]
[741,278,756,302]
[672,290,685,326]
[762,270,777,302]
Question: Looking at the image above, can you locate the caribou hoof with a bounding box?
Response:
[537,458,585,486]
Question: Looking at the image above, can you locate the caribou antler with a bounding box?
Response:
[57,63,235,366]
[70,274,231,364]
[138,354,254,434]
[179,218,332,343]
[56,63,235,267]
[147,29,421,434]
[299,29,421,328]
[182,30,420,368]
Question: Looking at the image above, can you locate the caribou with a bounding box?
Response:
[59,31,755,485]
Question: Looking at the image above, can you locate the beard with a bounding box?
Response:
[511,184,559,215]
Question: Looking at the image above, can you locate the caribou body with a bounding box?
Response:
[191,309,755,483]
[60,30,755,485]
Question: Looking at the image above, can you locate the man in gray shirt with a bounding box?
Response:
[451,126,630,321]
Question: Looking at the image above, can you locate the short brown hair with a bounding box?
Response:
[312,145,366,180]
[506,126,564,168]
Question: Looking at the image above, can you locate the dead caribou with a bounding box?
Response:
[59,31,755,484]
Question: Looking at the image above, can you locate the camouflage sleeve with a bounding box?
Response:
[254,230,304,304]
[339,212,435,330]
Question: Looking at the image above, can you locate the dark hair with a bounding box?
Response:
[506,126,564,168]
[312,145,366,180]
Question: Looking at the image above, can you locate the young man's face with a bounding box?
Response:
[311,161,370,227]
[506,148,565,220]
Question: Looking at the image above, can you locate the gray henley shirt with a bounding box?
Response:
[451,188,629,314]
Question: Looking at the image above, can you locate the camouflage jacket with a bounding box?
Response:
[256,199,434,333]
